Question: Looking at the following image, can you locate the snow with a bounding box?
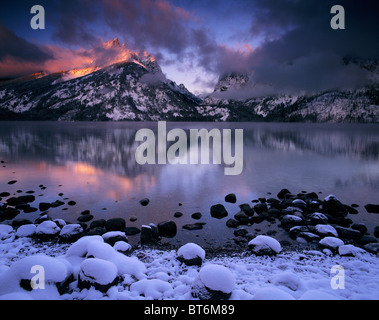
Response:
[35,221,61,236]
[130,279,173,299]
[177,243,205,261]
[315,224,338,237]
[248,235,282,254]
[198,264,235,294]
[319,237,344,250]
[0,235,378,300]
[80,258,118,285]
[15,224,36,238]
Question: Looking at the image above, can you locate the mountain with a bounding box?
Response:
[198,59,379,123]
[0,41,202,121]
[0,43,377,122]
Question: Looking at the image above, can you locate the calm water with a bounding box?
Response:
[0,121,378,248]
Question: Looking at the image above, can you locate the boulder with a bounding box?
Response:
[59,224,84,243]
[248,235,281,256]
[225,193,237,203]
[365,204,379,214]
[210,204,228,219]
[335,226,362,240]
[177,243,205,266]
[280,214,304,229]
[139,198,150,206]
[78,258,118,293]
[105,218,126,232]
[277,189,291,199]
[35,221,61,241]
[191,264,235,300]
[157,220,177,238]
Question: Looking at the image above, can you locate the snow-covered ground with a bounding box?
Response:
[0,232,378,300]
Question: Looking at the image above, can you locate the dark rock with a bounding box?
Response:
[0,192,10,197]
[8,180,17,185]
[86,226,106,236]
[277,189,291,199]
[322,199,348,217]
[67,200,76,206]
[325,215,352,227]
[0,207,20,221]
[90,219,106,229]
[233,228,248,237]
[234,211,249,225]
[50,200,65,208]
[24,206,38,213]
[280,214,304,229]
[129,216,137,222]
[191,212,202,220]
[267,208,281,218]
[335,226,362,240]
[365,204,379,214]
[124,227,140,235]
[289,226,309,239]
[157,220,177,238]
[12,218,33,228]
[174,212,183,218]
[140,225,154,244]
[226,218,239,228]
[305,192,319,200]
[375,226,379,238]
[210,204,228,219]
[80,210,91,215]
[258,197,266,203]
[344,205,359,215]
[239,203,255,216]
[77,214,94,223]
[225,193,237,203]
[297,232,320,242]
[309,212,328,225]
[351,223,367,235]
[292,199,307,210]
[139,198,150,206]
[363,243,379,254]
[183,223,205,231]
[105,218,126,231]
[359,235,378,245]
[39,202,51,211]
[253,203,268,214]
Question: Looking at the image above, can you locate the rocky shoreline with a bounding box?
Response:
[1,178,379,255]
[1,183,379,300]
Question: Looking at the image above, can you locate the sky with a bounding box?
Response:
[0,0,378,96]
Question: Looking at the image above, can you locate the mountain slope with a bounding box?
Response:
[198,60,379,123]
[0,54,202,121]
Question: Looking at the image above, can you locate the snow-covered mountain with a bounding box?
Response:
[0,41,202,121]
[198,59,379,123]
[0,46,377,122]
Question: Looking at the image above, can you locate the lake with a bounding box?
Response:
[0,121,378,249]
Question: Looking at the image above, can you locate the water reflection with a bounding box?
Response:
[0,121,378,246]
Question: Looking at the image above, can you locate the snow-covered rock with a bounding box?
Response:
[79,258,118,292]
[177,243,205,266]
[0,225,14,240]
[192,264,235,300]
[248,235,282,256]
[16,224,36,238]
[59,224,84,242]
[35,221,61,240]
[338,244,366,257]
[102,231,128,246]
[315,224,338,237]
[319,237,344,250]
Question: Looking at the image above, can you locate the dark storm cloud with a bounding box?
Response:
[242,0,379,95]
[0,24,53,63]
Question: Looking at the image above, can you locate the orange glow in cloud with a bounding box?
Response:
[0,38,156,80]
